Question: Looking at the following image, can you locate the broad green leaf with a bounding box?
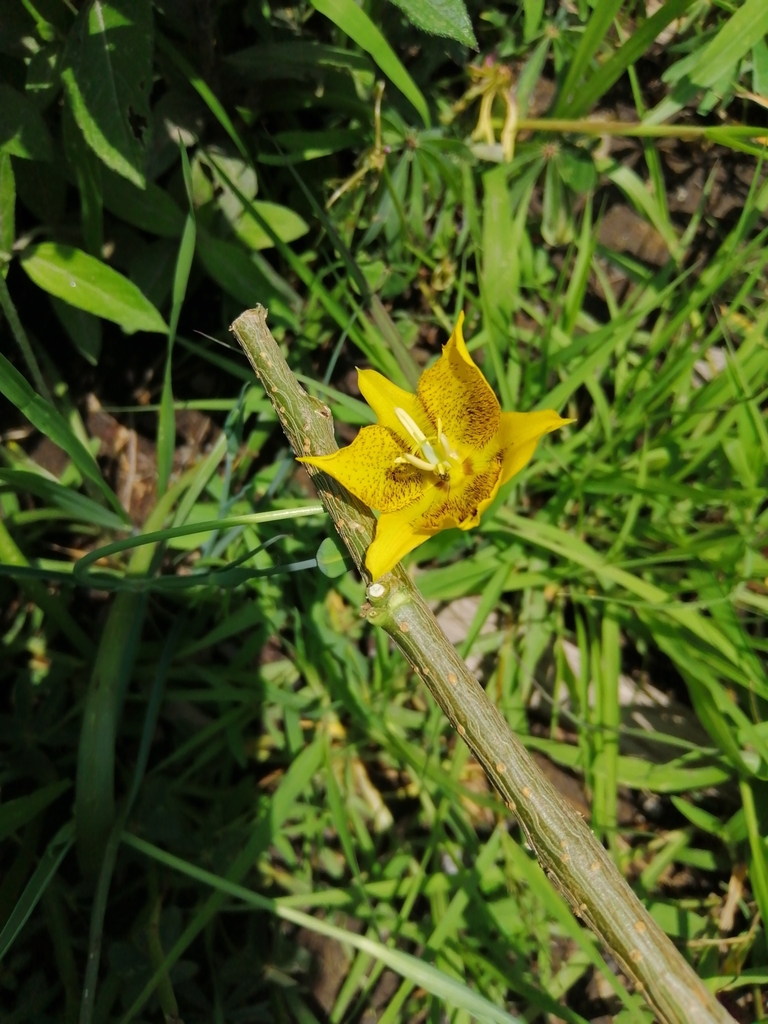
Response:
[101,168,185,237]
[309,0,431,127]
[0,84,54,161]
[234,201,309,250]
[21,242,167,334]
[50,294,102,365]
[386,0,476,48]
[61,0,153,187]
[0,348,128,520]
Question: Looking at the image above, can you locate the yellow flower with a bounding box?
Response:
[299,314,572,580]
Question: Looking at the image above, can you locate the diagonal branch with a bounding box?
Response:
[231,305,735,1024]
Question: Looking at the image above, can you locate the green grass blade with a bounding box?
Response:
[0,782,71,845]
[0,469,128,531]
[645,0,768,124]
[0,349,129,522]
[309,0,430,127]
[158,146,197,497]
[0,822,74,963]
[156,33,251,161]
[568,0,694,118]
[554,0,625,116]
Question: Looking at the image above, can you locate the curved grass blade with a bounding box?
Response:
[0,822,74,963]
[0,469,129,531]
[309,0,430,127]
[0,349,128,522]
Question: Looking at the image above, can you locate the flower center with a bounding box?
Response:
[392,407,459,482]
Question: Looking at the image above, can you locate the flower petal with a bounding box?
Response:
[366,499,436,579]
[417,312,500,453]
[497,410,573,485]
[357,368,433,444]
[298,425,427,512]
[417,452,504,531]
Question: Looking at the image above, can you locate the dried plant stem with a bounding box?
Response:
[231,306,735,1024]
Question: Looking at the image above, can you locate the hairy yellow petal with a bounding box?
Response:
[417,312,500,453]
[298,425,427,513]
[497,410,573,485]
[357,368,433,444]
[366,498,436,579]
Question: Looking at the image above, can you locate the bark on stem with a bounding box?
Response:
[231,306,734,1024]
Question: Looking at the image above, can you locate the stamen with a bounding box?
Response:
[393,406,458,479]
[394,407,427,444]
[396,453,441,474]
[439,431,457,460]
[420,441,439,466]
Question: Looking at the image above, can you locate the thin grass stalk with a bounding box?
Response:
[231,305,736,1024]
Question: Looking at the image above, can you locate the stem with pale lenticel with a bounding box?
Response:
[231,305,736,1024]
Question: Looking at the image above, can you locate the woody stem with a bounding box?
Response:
[231,305,735,1024]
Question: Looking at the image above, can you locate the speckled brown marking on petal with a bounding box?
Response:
[299,425,426,512]
[417,320,500,450]
[419,461,502,529]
